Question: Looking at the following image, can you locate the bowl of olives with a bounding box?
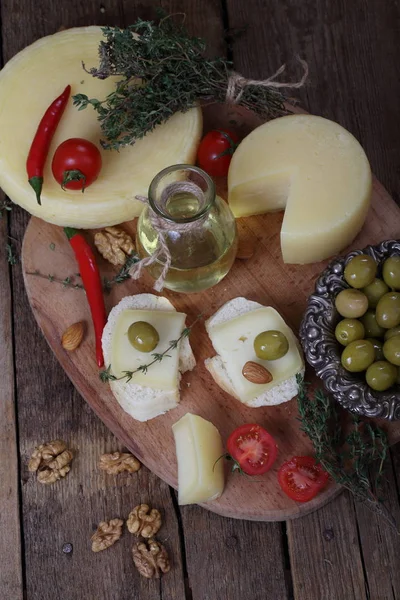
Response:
[300,239,400,420]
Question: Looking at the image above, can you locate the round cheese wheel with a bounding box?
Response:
[0,27,203,228]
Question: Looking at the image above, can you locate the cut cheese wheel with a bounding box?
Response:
[0,27,202,228]
[172,413,224,505]
[228,115,372,264]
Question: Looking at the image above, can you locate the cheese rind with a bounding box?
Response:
[228,114,372,264]
[207,306,304,404]
[172,413,224,505]
[0,27,202,227]
[111,309,186,390]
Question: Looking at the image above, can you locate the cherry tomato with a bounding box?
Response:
[52,138,102,191]
[226,423,278,476]
[278,456,329,502]
[197,129,239,177]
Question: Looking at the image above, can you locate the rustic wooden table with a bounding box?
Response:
[1,1,400,599]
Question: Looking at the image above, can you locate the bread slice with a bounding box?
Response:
[102,294,196,422]
[204,297,304,407]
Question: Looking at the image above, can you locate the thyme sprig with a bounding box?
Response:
[25,270,84,290]
[73,17,287,150]
[0,198,12,218]
[6,243,17,265]
[297,375,397,531]
[103,252,140,291]
[100,313,202,383]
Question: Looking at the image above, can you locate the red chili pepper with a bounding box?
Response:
[64,227,107,367]
[26,85,71,205]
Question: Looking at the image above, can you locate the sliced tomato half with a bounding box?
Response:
[278,456,329,502]
[226,423,278,476]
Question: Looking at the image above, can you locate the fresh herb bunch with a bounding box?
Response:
[100,314,202,383]
[73,16,287,150]
[297,375,397,530]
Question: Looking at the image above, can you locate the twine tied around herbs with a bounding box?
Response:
[132,181,207,292]
[226,56,309,105]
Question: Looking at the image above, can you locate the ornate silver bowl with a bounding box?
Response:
[300,239,400,420]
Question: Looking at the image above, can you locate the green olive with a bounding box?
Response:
[344,254,377,289]
[384,326,400,341]
[366,338,384,361]
[397,368,400,385]
[341,339,375,372]
[382,256,400,290]
[376,292,400,329]
[127,321,159,353]
[383,335,400,366]
[362,278,389,308]
[360,310,386,339]
[254,330,289,360]
[335,319,365,346]
[365,361,397,391]
[335,289,368,319]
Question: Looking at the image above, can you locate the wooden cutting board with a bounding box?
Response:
[21,104,400,521]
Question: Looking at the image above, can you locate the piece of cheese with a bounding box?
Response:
[228,114,372,264]
[111,309,186,390]
[172,413,224,505]
[0,27,202,228]
[207,307,303,404]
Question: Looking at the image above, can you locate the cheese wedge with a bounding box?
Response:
[172,413,224,505]
[205,297,304,406]
[102,294,196,422]
[0,27,202,228]
[228,115,372,264]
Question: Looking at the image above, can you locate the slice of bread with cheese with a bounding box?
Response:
[205,297,304,407]
[102,294,196,422]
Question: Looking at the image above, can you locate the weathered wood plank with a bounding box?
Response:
[173,2,288,599]
[0,197,23,599]
[226,1,400,599]
[1,1,186,599]
[354,454,400,600]
[287,492,367,600]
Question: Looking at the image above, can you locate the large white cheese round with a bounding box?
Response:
[0,27,202,228]
[228,115,372,264]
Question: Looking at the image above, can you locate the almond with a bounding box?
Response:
[236,237,255,260]
[242,361,273,384]
[62,321,85,351]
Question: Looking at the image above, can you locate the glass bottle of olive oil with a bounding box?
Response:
[136,165,238,293]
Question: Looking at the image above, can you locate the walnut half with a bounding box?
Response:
[127,504,162,538]
[99,451,141,475]
[132,539,170,578]
[94,226,135,266]
[28,440,73,485]
[91,519,124,552]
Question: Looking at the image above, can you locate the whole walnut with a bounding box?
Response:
[132,539,170,578]
[127,504,162,538]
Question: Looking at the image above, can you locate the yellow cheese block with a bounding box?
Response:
[228,115,372,264]
[111,309,186,390]
[207,306,303,404]
[172,413,224,505]
[0,27,202,228]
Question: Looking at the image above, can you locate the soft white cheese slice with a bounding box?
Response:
[172,413,224,505]
[207,307,303,403]
[111,309,186,390]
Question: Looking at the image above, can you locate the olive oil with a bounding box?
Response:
[136,192,238,293]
